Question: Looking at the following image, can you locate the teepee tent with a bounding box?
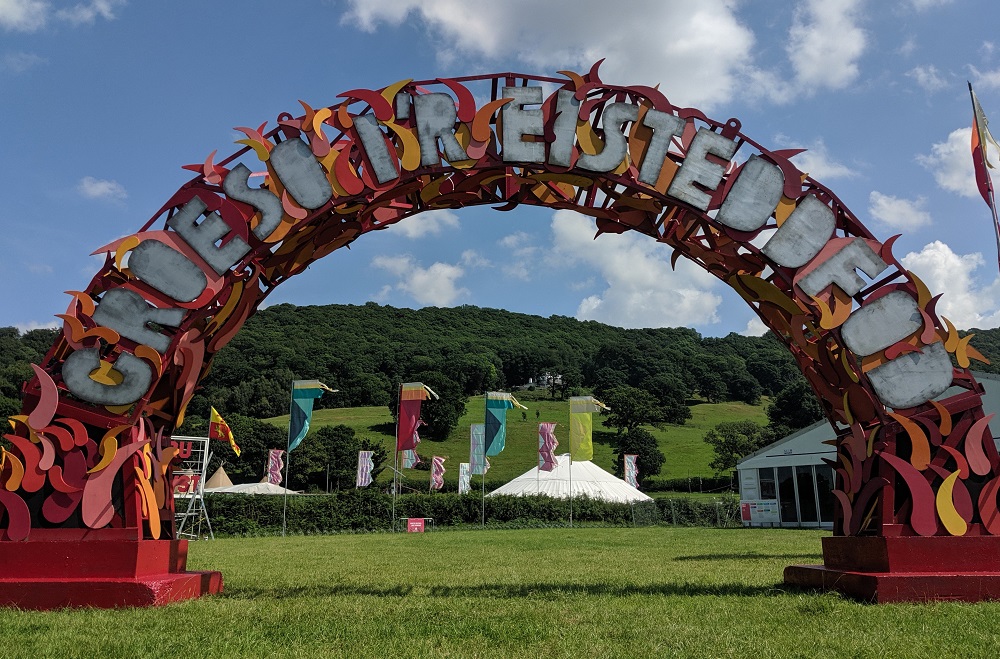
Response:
[487,454,652,503]
[204,465,234,489]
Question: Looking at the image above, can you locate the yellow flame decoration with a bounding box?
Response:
[936,470,968,536]
[384,121,422,171]
[2,449,24,491]
[133,465,161,540]
[115,235,140,272]
[380,79,413,113]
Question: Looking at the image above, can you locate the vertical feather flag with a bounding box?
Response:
[485,392,526,457]
[430,456,446,491]
[469,423,490,475]
[459,462,471,494]
[569,396,609,461]
[401,449,421,469]
[356,450,375,488]
[288,380,335,452]
[624,454,639,488]
[209,407,240,456]
[266,449,284,485]
[397,382,438,451]
[538,422,559,471]
[969,82,1000,272]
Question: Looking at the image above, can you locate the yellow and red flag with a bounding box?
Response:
[970,82,1000,209]
[209,407,240,457]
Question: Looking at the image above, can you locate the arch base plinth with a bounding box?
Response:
[784,536,1000,603]
[0,537,222,610]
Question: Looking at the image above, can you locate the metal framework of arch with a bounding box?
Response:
[3,64,1000,606]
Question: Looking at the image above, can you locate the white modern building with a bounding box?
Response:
[737,372,1000,529]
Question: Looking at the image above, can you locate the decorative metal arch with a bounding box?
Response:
[3,64,999,603]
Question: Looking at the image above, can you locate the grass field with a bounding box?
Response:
[264,396,767,485]
[4,528,1000,657]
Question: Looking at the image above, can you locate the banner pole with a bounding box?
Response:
[392,383,400,533]
[282,385,293,538]
[569,453,574,529]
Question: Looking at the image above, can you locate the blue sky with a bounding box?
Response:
[3,0,1000,337]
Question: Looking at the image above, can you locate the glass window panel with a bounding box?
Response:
[777,466,798,523]
[816,467,836,524]
[758,468,777,499]
[796,465,818,523]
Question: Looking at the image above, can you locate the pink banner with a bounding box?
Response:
[430,456,446,491]
[538,422,558,472]
[267,449,285,485]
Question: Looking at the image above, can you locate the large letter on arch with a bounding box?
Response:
[6,66,998,608]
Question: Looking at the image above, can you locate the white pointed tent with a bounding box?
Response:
[487,454,652,503]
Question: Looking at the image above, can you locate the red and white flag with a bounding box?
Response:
[430,456,446,491]
[266,449,284,485]
[624,454,639,488]
[356,450,375,488]
[538,422,558,472]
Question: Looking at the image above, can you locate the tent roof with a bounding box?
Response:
[487,454,652,503]
[204,466,233,489]
[205,482,300,495]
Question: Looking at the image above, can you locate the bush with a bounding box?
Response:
[198,491,738,536]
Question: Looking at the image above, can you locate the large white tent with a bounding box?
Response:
[204,482,300,495]
[488,454,652,503]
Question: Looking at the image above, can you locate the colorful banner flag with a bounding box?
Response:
[569,396,609,461]
[970,82,1000,208]
[288,380,335,452]
[266,449,284,485]
[209,406,241,457]
[430,455,446,491]
[459,462,471,494]
[469,423,490,475]
[401,449,421,469]
[624,454,639,488]
[397,382,438,452]
[538,422,559,472]
[356,450,375,488]
[485,391,526,457]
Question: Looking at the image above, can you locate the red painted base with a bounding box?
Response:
[0,537,223,610]
[784,536,1000,603]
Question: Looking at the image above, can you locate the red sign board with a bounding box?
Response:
[407,518,425,533]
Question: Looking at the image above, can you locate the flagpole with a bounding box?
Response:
[282,386,293,538]
[481,393,487,528]
[569,453,574,529]
[392,383,401,533]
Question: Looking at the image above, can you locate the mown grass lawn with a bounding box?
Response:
[3,528,1000,657]
[264,396,767,487]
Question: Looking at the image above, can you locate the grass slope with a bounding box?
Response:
[4,528,999,657]
[264,396,769,486]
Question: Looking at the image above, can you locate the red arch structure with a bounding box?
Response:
[3,65,1000,606]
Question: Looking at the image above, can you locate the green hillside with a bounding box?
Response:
[264,394,767,487]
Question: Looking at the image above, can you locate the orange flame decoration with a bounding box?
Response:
[3,65,999,543]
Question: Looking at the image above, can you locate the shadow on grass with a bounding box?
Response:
[367,422,395,435]
[223,580,790,601]
[674,553,822,562]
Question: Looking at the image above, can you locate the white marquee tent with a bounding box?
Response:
[487,454,652,503]
[204,482,301,495]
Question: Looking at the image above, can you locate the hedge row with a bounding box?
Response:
[199,491,742,536]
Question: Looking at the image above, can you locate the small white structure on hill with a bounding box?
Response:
[488,454,652,503]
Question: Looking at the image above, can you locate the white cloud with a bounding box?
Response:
[371,254,469,306]
[460,249,490,268]
[550,210,722,328]
[970,65,1000,91]
[1,51,44,73]
[77,176,127,201]
[906,65,948,93]
[741,317,769,337]
[499,231,541,280]
[898,37,917,57]
[0,0,124,31]
[868,191,932,230]
[389,208,460,238]
[14,319,59,333]
[786,0,866,91]
[916,127,983,199]
[0,0,47,31]
[908,0,954,9]
[901,241,1000,329]
[774,135,856,180]
[342,0,755,109]
[55,0,125,26]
